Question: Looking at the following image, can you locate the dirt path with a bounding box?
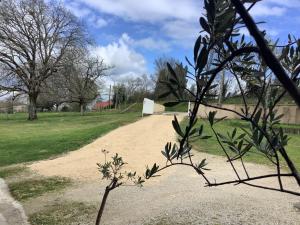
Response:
[28,114,300,225]
[30,114,180,179]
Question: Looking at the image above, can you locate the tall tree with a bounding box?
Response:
[112,83,126,109]
[116,74,154,103]
[153,57,188,101]
[0,0,85,120]
[37,74,68,111]
[62,50,110,115]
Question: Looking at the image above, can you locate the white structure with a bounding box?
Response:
[142,98,154,116]
[188,101,192,117]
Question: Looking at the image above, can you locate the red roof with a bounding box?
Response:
[94,101,113,109]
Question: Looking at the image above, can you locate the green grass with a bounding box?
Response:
[209,95,295,105]
[165,102,188,112]
[182,118,300,170]
[8,176,71,201]
[29,201,96,225]
[0,111,140,166]
[0,166,27,178]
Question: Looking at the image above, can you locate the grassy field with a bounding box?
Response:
[182,118,300,171]
[9,176,71,201]
[164,102,189,112]
[29,201,96,225]
[0,111,140,166]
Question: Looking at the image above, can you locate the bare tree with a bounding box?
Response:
[0,0,85,120]
[116,74,154,104]
[37,74,69,111]
[62,50,110,115]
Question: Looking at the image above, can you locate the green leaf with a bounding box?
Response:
[200,17,210,33]
[172,115,184,137]
[185,56,194,68]
[217,132,226,139]
[237,133,246,140]
[166,83,180,99]
[161,151,167,158]
[200,135,212,139]
[238,140,244,151]
[196,46,208,72]
[194,35,202,63]
[205,0,215,25]
[197,158,210,170]
[253,108,262,124]
[199,124,203,136]
[190,128,198,136]
[208,111,217,126]
[167,62,179,83]
[208,84,218,90]
[215,116,227,123]
[232,128,237,139]
[158,91,171,99]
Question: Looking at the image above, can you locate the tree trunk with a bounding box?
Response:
[95,187,110,225]
[28,93,38,120]
[218,70,225,105]
[80,103,84,116]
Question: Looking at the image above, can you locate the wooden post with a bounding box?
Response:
[108,85,111,110]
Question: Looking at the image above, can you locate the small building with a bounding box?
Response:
[93,101,113,111]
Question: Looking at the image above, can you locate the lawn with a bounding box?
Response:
[182,118,300,171]
[9,176,71,201]
[164,102,189,112]
[0,111,140,166]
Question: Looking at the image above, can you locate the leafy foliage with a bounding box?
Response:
[97,151,144,188]
[145,0,300,196]
[96,150,144,225]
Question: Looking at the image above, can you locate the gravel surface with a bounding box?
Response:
[28,114,300,225]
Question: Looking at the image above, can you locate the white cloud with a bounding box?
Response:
[68,0,203,48]
[66,0,295,49]
[162,20,199,48]
[87,15,108,28]
[75,0,202,23]
[132,37,171,52]
[120,33,170,52]
[91,34,147,78]
[65,1,92,17]
[65,1,108,28]
[247,0,300,17]
[266,0,300,8]
[94,18,108,28]
[249,5,286,17]
[239,26,279,37]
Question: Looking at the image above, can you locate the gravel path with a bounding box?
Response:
[30,114,179,179]
[28,114,300,225]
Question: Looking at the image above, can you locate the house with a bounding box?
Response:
[93,101,113,111]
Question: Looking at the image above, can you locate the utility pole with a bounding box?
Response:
[218,70,225,105]
[108,85,111,110]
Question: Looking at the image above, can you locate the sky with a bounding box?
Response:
[62,0,300,82]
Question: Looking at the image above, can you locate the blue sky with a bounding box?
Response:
[63,0,300,80]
